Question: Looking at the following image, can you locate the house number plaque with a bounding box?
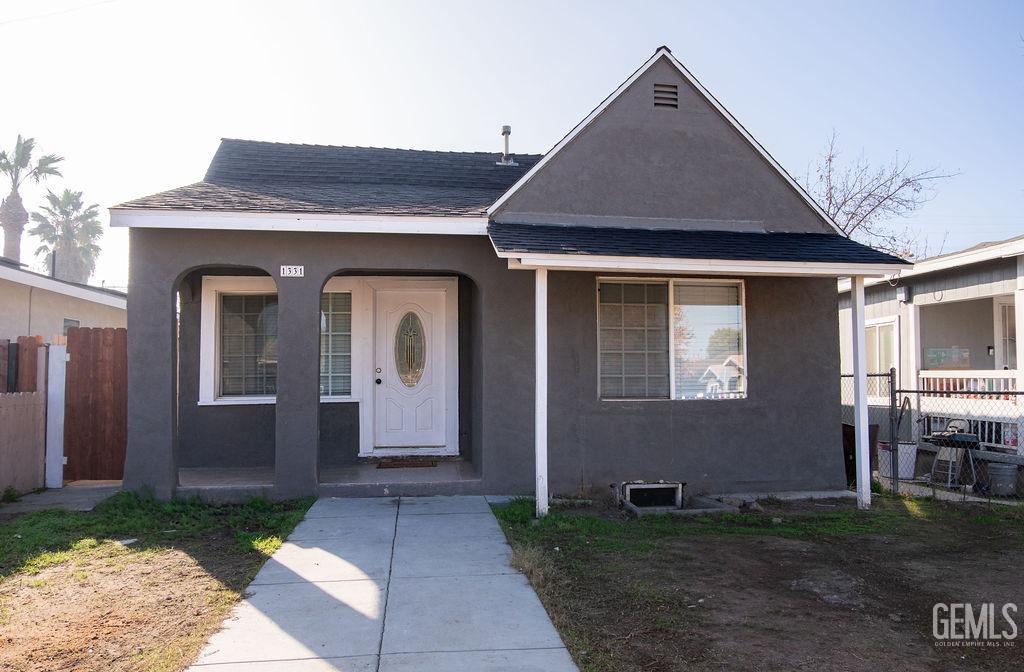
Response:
[280,265,304,278]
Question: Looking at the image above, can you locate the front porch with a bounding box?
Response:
[164,263,494,499]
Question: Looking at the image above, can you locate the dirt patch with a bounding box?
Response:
[497,497,1024,672]
[0,538,262,672]
[0,493,309,672]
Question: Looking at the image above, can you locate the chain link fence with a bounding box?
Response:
[841,369,1023,503]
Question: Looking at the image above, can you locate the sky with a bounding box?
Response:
[1,0,1021,290]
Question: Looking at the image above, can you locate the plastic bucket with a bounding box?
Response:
[988,462,1019,497]
[879,442,917,480]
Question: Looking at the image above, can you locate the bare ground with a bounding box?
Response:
[0,494,308,672]
[497,497,1024,672]
[0,537,261,672]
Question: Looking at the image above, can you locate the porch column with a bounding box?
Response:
[850,275,872,509]
[274,275,321,498]
[535,268,549,517]
[122,248,178,499]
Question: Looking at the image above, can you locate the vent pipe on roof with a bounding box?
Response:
[496,125,518,166]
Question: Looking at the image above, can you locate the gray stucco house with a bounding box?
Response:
[113,47,908,506]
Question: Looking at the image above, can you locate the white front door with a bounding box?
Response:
[373,282,454,450]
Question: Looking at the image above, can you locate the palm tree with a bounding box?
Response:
[0,136,63,262]
[28,189,102,283]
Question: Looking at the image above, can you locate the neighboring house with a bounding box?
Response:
[700,355,745,398]
[0,256,126,342]
[838,235,1024,452]
[112,47,907,503]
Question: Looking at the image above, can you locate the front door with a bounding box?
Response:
[373,284,450,450]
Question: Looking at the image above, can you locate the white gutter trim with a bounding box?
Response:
[503,253,908,278]
[109,209,489,235]
[838,236,1024,293]
[0,264,126,309]
[486,47,846,237]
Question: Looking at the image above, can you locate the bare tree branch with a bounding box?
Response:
[803,130,957,259]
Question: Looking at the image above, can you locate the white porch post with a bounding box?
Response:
[535,268,549,517]
[851,276,871,509]
[44,344,67,489]
[1015,257,1024,455]
[1016,257,1024,387]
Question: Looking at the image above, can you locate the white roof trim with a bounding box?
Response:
[504,253,906,278]
[837,235,1024,293]
[0,263,126,309]
[108,209,489,235]
[487,47,845,237]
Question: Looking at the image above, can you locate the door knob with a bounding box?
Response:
[375,378,382,385]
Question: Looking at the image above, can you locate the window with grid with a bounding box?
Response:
[219,294,278,396]
[320,292,352,396]
[598,282,670,398]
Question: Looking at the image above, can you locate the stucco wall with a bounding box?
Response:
[494,56,832,235]
[548,272,845,496]
[0,277,126,342]
[127,228,846,499]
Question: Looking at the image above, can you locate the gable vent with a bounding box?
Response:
[654,83,679,109]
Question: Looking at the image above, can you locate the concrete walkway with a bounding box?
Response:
[0,481,120,518]
[189,496,578,671]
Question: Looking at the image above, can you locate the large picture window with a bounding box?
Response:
[598,279,746,400]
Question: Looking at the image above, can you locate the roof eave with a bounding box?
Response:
[502,252,910,278]
[108,208,490,235]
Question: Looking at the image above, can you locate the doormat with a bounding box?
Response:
[376,458,438,469]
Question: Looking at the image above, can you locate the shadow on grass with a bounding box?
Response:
[0,490,313,583]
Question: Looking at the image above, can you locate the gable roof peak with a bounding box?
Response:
[488,47,845,237]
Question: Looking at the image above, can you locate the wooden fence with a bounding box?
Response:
[64,327,127,481]
[0,392,46,493]
[0,336,43,393]
[0,338,48,494]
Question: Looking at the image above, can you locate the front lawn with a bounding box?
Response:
[495,496,1024,672]
[0,492,311,671]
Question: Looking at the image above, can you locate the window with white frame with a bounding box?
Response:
[865,321,896,397]
[200,276,358,404]
[598,279,746,400]
[320,292,353,396]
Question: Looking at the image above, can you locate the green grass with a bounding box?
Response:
[0,491,313,579]
[493,495,1024,557]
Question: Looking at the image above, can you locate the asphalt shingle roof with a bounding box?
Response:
[116,139,542,216]
[487,222,909,265]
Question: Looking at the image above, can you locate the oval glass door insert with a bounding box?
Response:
[395,311,426,387]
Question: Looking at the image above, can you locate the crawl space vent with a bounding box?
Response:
[653,83,679,108]
[615,481,684,514]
